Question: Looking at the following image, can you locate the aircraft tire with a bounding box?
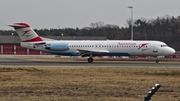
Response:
[88,57,93,63]
[155,59,159,63]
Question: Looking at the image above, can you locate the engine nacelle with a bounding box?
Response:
[45,42,69,51]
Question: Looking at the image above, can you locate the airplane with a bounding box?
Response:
[9,22,175,63]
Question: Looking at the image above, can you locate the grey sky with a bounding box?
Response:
[0,0,180,30]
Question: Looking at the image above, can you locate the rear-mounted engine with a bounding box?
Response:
[45,42,69,51]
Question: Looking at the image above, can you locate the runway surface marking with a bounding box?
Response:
[0,58,179,67]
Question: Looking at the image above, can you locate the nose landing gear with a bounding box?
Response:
[155,58,159,63]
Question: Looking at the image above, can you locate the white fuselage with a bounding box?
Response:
[21,40,175,57]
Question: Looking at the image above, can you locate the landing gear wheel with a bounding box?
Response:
[87,57,93,63]
[155,59,159,63]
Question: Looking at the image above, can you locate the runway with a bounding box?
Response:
[0,58,179,67]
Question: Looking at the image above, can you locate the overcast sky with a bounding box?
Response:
[0,0,180,30]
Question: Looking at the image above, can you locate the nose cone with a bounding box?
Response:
[164,47,175,55]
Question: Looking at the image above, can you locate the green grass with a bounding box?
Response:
[0,66,180,101]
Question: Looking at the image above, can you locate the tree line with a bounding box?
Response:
[0,15,180,50]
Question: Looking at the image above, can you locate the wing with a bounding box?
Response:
[77,49,109,56]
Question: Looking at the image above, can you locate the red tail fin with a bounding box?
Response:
[9,22,43,42]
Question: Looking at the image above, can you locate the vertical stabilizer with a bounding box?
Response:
[9,22,43,42]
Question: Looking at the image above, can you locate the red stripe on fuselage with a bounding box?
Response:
[22,36,43,42]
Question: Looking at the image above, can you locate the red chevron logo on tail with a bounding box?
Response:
[22,30,30,36]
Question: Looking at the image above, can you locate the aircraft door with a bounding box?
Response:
[152,44,159,56]
[99,44,102,50]
[153,44,158,53]
[153,44,163,56]
[95,44,98,50]
[95,44,102,50]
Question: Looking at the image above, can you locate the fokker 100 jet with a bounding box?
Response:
[9,22,175,63]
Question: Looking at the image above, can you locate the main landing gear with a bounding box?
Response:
[87,57,93,63]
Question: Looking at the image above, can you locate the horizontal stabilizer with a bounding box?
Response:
[8,23,30,29]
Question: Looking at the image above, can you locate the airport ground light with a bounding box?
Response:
[144,84,161,101]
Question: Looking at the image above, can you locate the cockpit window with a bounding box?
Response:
[161,44,167,47]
